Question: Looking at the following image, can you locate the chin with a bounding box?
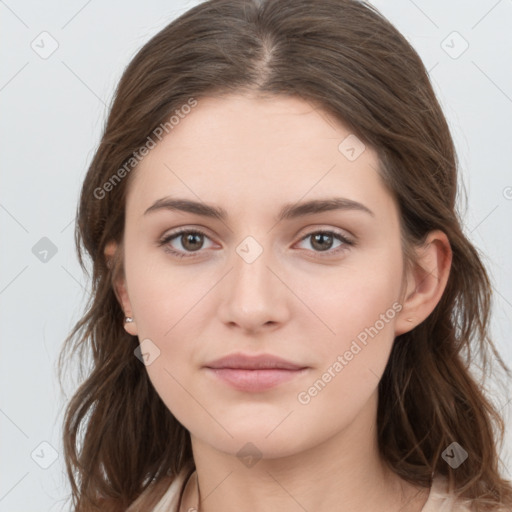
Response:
[194,423,311,461]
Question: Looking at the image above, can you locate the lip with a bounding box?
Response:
[204,352,307,371]
[203,353,309,392]
[205,368,309,392]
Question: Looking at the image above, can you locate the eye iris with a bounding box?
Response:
[182,232,203,251]
[311,233,333,251]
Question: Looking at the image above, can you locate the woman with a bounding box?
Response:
[59,0,512,510]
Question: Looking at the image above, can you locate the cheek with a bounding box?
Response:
[292,278,400,442]
[123,251,217,421]
[125,246,219,340]
[295,248,403,354]
[289,248,402,408]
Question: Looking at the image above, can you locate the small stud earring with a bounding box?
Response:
[125,317,134,323]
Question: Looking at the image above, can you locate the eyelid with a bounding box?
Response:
[296,224,355,243]
[160,225,216,241]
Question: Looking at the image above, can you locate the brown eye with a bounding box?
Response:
[296,230,354,257]
[310,232,335,251]
[158,229,215,259]
[180,232,205,252]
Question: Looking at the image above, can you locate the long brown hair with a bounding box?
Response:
[58,0,512,510]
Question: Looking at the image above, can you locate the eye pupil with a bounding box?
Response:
[311,233,333,251]
[182,233,203,251]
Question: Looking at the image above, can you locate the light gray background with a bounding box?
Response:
[1,0,511,510]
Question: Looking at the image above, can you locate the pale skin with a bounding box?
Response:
[105,94,452,512]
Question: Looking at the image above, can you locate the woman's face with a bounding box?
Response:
[116,93,411,459]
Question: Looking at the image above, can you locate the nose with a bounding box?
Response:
[217,239,290,333]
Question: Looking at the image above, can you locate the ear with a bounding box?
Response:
[394,230,452,336]
[104,241,138,337]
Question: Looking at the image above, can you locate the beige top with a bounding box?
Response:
[151,469,476,512]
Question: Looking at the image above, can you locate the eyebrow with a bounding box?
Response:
[143,196,374,221]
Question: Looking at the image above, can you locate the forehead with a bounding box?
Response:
[148,93,358,158]
[126,94,395,221]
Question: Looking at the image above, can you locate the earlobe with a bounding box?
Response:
[104,241,138,336]
[123,315,138,336]
[395,230,452,336]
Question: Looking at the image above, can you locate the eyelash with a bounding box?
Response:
[158,228,355,260]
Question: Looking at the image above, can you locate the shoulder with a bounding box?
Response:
[421,476,470,511]
[422,475,508,512]
[98,464,194,512]
[146,466,195,512]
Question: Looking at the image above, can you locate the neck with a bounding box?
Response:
[180,393,430,512]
